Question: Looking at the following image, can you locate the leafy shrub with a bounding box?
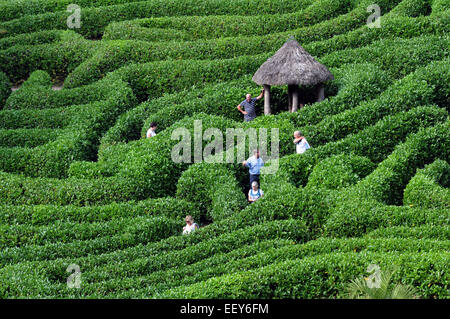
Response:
[403,159,450,208]
[176,163,246,222]
[0,71,10,107]
[307,154,375,190]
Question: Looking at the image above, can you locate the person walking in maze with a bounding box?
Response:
[182,215,199,235]
[248,181,264,203]
[237,88,264,122]
[293,130,311,154]
[146,122,158,138]
[243,149,264,189]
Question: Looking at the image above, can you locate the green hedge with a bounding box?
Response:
[176,163,246,222]
[403,159,450,208]
[274,106,448,189]
[0,38,99,83]
[103,0,343,40]
[0,77,137,178]
[62,236,449,298]
[0,106,86,129]
[0,215,184,249]
[307,154,375,190]
[0,215,181,266]
[65,0,400,87]
[160,251,449,298]
[278,63,392,128]
[0,30,73,50]
[0,197,200,226]
[0,71,10,107]
[366,225,450,241]
[0,128,63,147]
[0,0,319,39]
[5,74,116,110]
[324,204,448,238]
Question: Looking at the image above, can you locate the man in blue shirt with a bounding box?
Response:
[237,89,264,122]
[243,149,264,189]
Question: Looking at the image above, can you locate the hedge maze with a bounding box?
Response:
[0,0,448,298]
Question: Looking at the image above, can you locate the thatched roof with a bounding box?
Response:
[252,38,334,86]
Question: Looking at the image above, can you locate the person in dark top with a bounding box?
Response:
[236,88,264,122]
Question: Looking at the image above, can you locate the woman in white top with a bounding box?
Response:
[146,122,157,138]
[248,181,264,203]
[182,215,199,235]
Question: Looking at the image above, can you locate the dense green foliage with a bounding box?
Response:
[0,0,448,299]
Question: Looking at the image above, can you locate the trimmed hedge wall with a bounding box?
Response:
[0,128,63,148]
[366,225,450,241]
[159,251,449,298]
[0,197,200,226]
[307,154,375,190]
[0,71,10,107]
[0,0,319,39]
[176,163,247,222]
[403,159,450,208]
[103,0,343,40]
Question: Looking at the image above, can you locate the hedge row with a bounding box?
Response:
[306,154,375,190]
[0,37,99,83]
[0,76,137,178]
[0,218,308,287]
[278,63,392,128]
[4,71,117,110]
[103,0,343,40]
[348,122,449,206]
[0,197,200,226]
[65,0,400,87]
[0,30,74,50]
[0,214,184,249]
[0,219,307,298]
[301,46,449,147]
[0,106,85,129]
[324,122,449,237]
[0,128,64,147]
[0,71,10,107]
[0,0,318,39]
[403,159,449,209]
[176,163,247,222]
[0,0,161,22]
[306,10,450,57]
[62,236,449,298]
[366,225,450,241]
[0,215,182,267]
[273,105,447,191]
[320,34,450,80]
[324,204,448,239]
[160,251,449,298]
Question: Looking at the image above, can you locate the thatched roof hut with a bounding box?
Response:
[252,38,334,114]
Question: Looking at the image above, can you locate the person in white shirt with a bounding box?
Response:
[146,122,157,138]
[293,131,310,154]
[182,215,199,235]
[248,181,263,203]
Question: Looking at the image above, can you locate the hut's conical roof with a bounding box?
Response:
[252,38,334,86]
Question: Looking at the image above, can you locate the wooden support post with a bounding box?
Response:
[291,85,299,112]
[263,84,271,115]
[317,84,325,102]
[287,85,293,113]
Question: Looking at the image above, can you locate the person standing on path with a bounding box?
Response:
[237,89,264,122]
[243,149,264,189]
